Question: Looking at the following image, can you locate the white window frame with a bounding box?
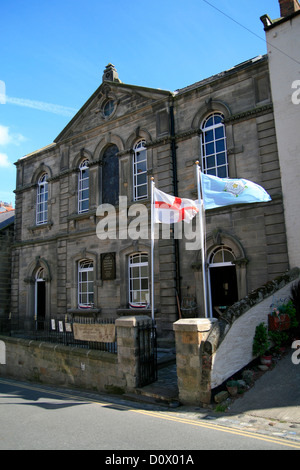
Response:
[133,140,148,201]
[128,253,149,307]
[201,113,228,178]
[78,159,89,213]
[36,173,48,225]
[78,259,94,308]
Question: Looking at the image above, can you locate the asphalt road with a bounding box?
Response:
[0,377,299,452]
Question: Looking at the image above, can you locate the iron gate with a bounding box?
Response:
[137,321,157,387]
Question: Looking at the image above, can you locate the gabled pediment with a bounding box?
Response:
[54,80,172,144]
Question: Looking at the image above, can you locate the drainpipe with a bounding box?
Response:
[169,99,182,316]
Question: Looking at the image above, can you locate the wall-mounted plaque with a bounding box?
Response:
[101,252,116,281]
[73,323,116,343]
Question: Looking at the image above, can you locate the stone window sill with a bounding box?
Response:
[28,221,53,232]
[67,308,102,317]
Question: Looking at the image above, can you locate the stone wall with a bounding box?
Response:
[0,223,14,319]
[0,335,122,393]
[0,315,151,395]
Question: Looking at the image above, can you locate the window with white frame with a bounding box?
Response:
[209,246,236,265]
[128,253,149,307]
[78,159,89,213]
[133,140,148,201]
[36,173,48,225]
[78,259,94,308]
[201,113,228,178]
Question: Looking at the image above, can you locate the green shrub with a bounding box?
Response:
[253,322,270,357]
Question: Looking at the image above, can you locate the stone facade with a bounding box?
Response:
[12,57,289,343]
[0,315,152,393]
[0,212,14,320]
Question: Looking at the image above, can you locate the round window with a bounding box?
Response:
[103,99,114,117]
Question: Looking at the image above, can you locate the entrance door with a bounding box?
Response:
[208,246,238,318]
[35,268,46,330]
[209,265,238,316]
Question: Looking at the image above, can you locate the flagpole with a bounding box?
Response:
[151,177,155,323]
[195,161,209,318]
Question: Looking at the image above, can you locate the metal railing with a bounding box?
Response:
[0,316,117,354]
[137,321,157,387]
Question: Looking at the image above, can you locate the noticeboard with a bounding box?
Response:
[73,323,116,343]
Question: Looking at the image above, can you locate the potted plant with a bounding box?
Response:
[253,322,272,366]
[268,330,289,354]
[268,299,294,331]
[226,380,238,397]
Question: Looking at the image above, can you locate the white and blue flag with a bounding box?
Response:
[201,172,271,210]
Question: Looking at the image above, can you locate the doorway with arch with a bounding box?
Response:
[208,245,238,318]
[35,267,46,330]
[193,231,248,318]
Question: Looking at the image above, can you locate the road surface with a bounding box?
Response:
[0,377,298,452]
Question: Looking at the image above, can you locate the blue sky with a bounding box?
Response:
[0,0,281,206]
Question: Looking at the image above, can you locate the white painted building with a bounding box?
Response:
[261,0,300,268]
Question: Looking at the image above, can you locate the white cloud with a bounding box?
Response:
[0,125,11,145]
[6,95,77,117]
[0,153,13,168]
[0,124,26,146]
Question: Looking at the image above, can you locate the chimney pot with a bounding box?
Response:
[279,0,300,17]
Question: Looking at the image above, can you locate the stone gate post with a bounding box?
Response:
[173,318,218,406]
[115,315,152,391]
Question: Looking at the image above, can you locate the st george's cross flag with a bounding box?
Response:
[153,187,199,224]
[200,172,271,210]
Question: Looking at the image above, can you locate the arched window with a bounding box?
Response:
[35,267,46,329]
[133,140,148,201]
[78,159,89,213]
[78,259,94,308]
[201,113,228,178]
[209,246,236,265]
[35,267,45,280]
[36,173,48,225]
[128,253,149,307]
[102,144,119,205]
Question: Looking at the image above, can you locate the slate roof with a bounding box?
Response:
[0,210,15,231]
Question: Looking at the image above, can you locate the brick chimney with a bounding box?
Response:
[279,0,300,17]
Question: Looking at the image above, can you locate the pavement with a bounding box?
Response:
[125,347,300,443]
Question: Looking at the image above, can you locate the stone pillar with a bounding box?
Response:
[173,318,218,406]
[115,315,152,391]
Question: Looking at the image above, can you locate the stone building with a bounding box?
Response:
[12,55,288,344]
[0,211,14,321]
